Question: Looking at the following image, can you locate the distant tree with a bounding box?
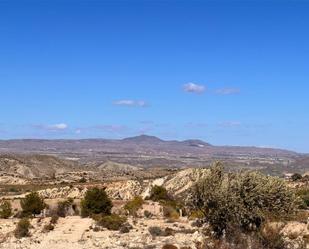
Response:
[21,192,46,217]
[81,187,112,217]
[0,200,12,219]
[291,173,302,181]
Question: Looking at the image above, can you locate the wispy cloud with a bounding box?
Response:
[218,121,242,128]
[94,124,128,133]
[48,123,68,130]
[215,88,240,95]
[183,83,206,94]
[185,122,208,128]
[32,123,69,131]
[113,99,148,107]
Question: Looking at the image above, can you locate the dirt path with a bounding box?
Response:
[28,217,93,249]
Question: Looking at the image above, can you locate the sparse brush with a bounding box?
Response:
[50,214,59,224]
[43,223,54,233]
[96,214,127,231]
[57,198,74,217]
[187,162,299,237]
[148,185,171,202]
[0,200,12,219]
[124,196,144,217]
[14,218,31,238]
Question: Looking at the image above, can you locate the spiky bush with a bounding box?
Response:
[0,200,12,219]
[187,162,298,237]
[81,187,112,217]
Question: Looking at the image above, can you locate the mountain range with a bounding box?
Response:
[0,135,307,175]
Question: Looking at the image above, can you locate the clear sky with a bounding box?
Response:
[0,1,308,152]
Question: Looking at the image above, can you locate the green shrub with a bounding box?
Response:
[119,222,133,233]
[43,223,54,233]
[21,192,46,217]
[96,214,127,231]
[57,198,74,217]
[291,173,303,181]
[149,185,171,202]
[0,200,12,219]
[124,196,144,216]
[296,187,309,209]
[188,162,298,237]
[14,218,31,238]
[79,177,87,183]
[50,214,59,224]
[81,187,112,217]
[144,210,153,218]
[188,210,204,220]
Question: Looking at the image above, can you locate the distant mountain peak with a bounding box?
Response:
[181,139,212,147]
[122,135,163,143]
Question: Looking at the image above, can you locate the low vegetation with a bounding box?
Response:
[188,162,299,237]
[21,192,46,217]
[57,198,74,217]
[0,160,306,248]
[14,218,31,238]
[296,187,309,209]
[0,200,12,218]
[96,214,127,231]
[291,173,303,181]
[149,185,171,202]
[124,196,144,216]
[43,223,55,233]
[148,185,182,220]
[81,187,113,217]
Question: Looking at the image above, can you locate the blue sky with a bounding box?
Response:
[0,1,308,152]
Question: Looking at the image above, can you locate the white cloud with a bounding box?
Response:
[215,88,240,95]
[32,123,68,132]
[183,83,206,94]
[48,123,68,130]
[113,99,147,107]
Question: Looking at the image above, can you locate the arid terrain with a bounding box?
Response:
[0,137,308,249]
[0,136,308,182]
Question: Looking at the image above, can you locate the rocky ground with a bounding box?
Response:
[0,216,205,249]
[1,215,309,249]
